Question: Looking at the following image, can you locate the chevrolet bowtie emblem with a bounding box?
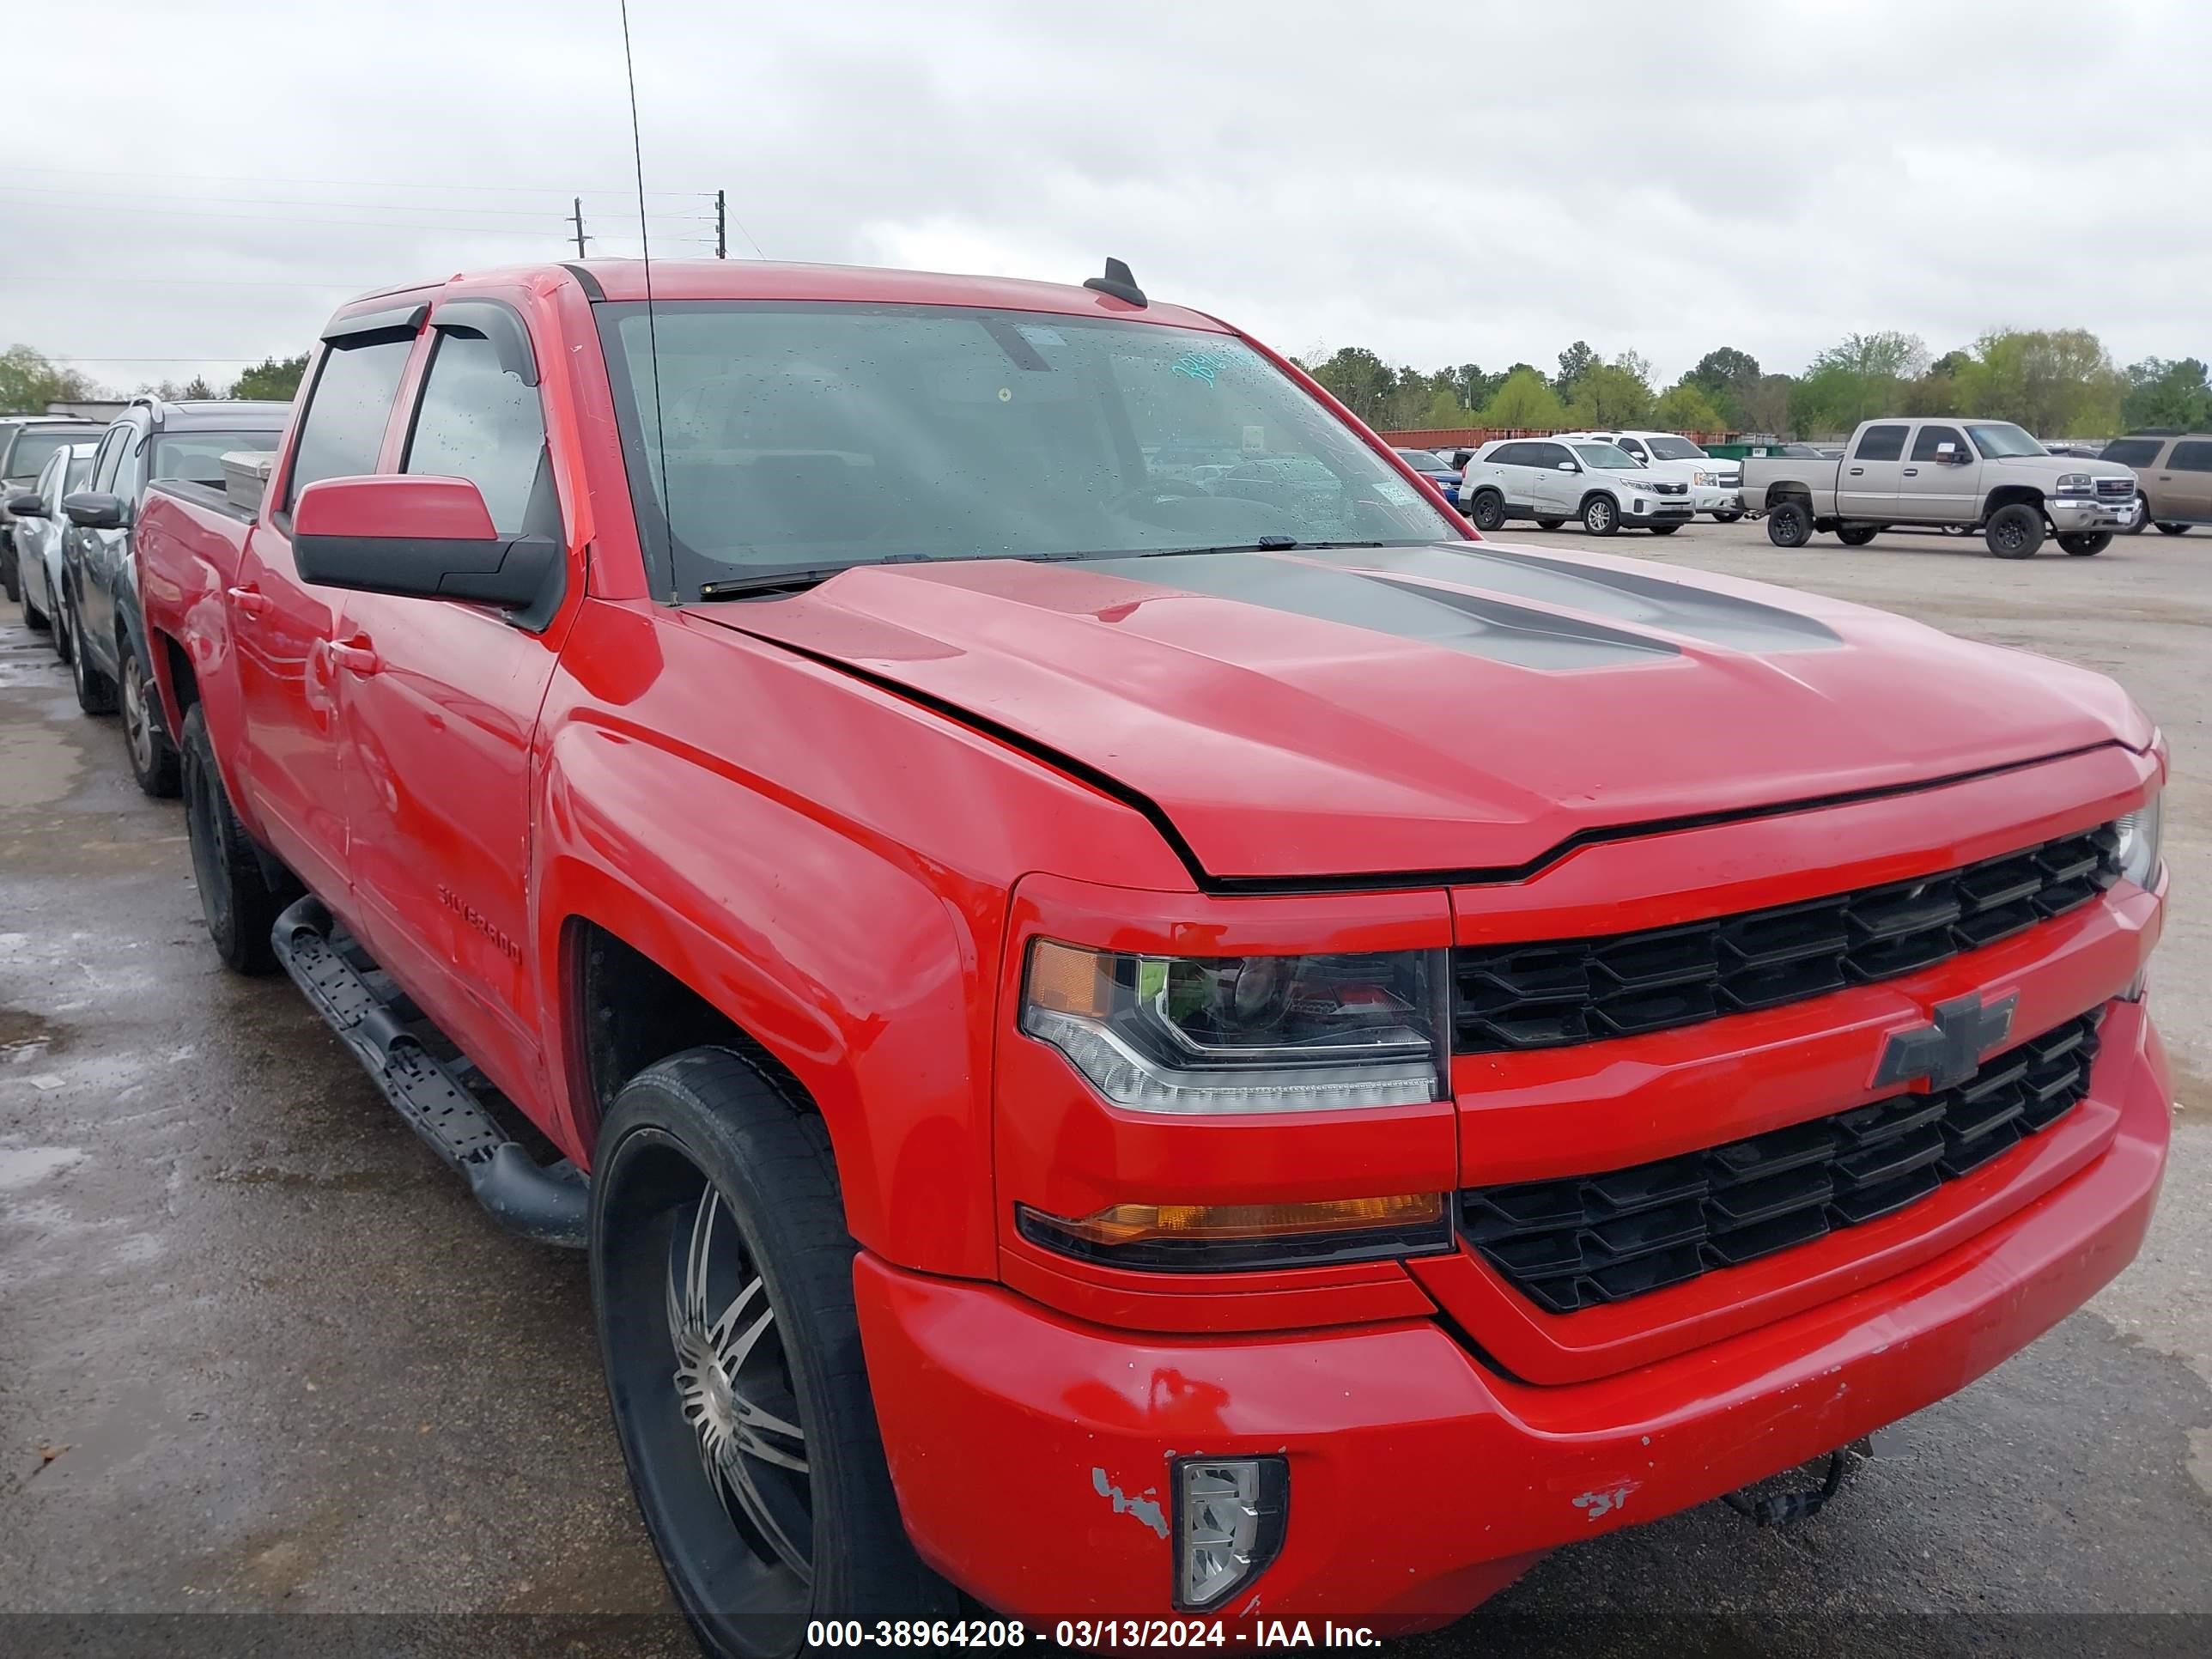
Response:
[1875,991,2020,1092]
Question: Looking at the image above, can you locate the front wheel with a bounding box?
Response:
[1836,526,1879,546]
[1712,510,1744,524]
[1534,516,1565,530]
[1581,494,1619,536]
[592,1050,954,1659]
[1648,523,1680,536]
[1984,503,2046,559]
[121,637,181,797]
[2058,532,2112,556]
[180,705,292,974]
[2155,522,2190,536]
[21,588,49,630]
[1467,489,1505,532]
[1765,500,1813,548]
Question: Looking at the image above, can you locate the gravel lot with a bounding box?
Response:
[3,519,2206,1656]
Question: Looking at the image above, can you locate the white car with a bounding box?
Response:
[6,440,95,644]
[1458,436,1696,536]
[1580,430,1743,520]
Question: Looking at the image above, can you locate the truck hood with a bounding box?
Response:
[693,541,2148,885]
[1986,454,2136,484]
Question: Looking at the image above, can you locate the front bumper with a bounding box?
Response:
[857,999,2169,1632]
[1694,483,1742,514]
[1620,498,1696,526]
[2051,495,2140,532]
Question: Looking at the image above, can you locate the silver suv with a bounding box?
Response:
[1458,436,1695,536]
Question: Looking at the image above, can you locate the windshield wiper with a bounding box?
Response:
[1120,538,1415,559]
[694,566,862,601]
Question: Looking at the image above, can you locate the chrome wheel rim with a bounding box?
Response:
[1590,500,1613,532]
[123,651,155,773]
[667,1186,814,1583]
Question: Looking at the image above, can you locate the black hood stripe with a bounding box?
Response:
[1080,551,1678,669]
[1306,542,1843,654]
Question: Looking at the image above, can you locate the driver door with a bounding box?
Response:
[1896,422,1978,522]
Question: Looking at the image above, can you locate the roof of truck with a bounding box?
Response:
[342,259,1234,335]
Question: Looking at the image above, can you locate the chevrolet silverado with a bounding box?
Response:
[131,258,2171,1656]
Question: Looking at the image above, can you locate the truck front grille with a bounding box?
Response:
[1459,1007,2106,1314]
[1450,823,2119,1054]
[2095,477,2136,498]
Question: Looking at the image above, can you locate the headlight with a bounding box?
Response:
[2057,473,2094,496]
[2115,793,2162,888]
[1020,940,1443,1113]
[1692,470,1711,486]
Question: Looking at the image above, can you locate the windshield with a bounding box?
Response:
[595,301,1462,596]
[1572,442,1642,470]
[1643,435,1705,461]
[1393,448,1444,471]
[1966,422,2046,459]
[7,428,101,481]
[151,430,278,487]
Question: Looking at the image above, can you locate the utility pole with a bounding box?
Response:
[714,189,726,259]
[569,197,589,259]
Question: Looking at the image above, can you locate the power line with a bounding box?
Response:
[0,161,711,198]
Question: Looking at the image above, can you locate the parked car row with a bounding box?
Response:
[1,412,109,601]
[0,257,2175,1656]
[6,397,289,789]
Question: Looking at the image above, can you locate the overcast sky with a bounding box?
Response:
[5,0,2206,396]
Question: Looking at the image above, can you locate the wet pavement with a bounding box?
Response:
[3,522,2207,1657]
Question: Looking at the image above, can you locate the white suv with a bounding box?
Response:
[1585,430,1742,520]
[1459,436,1696,536]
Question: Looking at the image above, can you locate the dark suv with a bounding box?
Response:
[60,398,289,793]
[2099,430,2212,535]
[2,415,107,600]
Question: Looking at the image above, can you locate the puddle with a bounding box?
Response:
[0,1145,88,1190]
[0,1006,72,1064]
[0,722,84,809]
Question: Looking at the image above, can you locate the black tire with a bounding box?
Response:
[1467,489,1505,532]
[1765,500,1813,548]
[22,589,49,630]
[52,581,75,663]
[120,634,181,797]
[1984,503,2045,559]
[2122,495,2148,534]
[1581,494,1620,537]
[2058,532,2112,556]
[179,704,290,975]
[1,549,18,605]
[1534,516,1565,530]
[1837,526,1879,547]
[1713,510,1744,524]
[2155,522,2190,536]
[67,586,117,714]
[1648,523,1680,536]
[592,1049,955,1659]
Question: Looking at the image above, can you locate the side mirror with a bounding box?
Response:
[293,474,561,623]
[62,490,125,530]
[6,492,46,517]
[1559,459,1582,474]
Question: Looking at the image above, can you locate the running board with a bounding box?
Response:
[270,895,588,1248]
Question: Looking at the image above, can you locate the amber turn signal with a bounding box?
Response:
[1017,1193,1450,1271]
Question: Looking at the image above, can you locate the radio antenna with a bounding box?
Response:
[618,0,674,599]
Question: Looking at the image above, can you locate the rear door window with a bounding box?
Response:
[284,337,415,512]
[2167,441,2212,471]
[1854,425,1909,462]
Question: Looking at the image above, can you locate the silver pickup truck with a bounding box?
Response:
[1740,418,2140,558]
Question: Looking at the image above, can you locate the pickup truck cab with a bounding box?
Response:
[132,259,2170,1654]
[1742,418,2141,557]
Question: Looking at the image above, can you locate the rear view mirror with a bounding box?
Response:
[62,491,125,530]
[294,474,562,625]
[6,491,46,517]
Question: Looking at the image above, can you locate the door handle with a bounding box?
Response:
[1848,466,1864,475]
[226,584,270,617]
[328,639,381,675]
[1902,467,1918,476]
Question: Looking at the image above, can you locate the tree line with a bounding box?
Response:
[2,345,310,411]
[1299,330,2212,441]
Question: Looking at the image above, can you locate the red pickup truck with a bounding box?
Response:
[132,258,2170,1653]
